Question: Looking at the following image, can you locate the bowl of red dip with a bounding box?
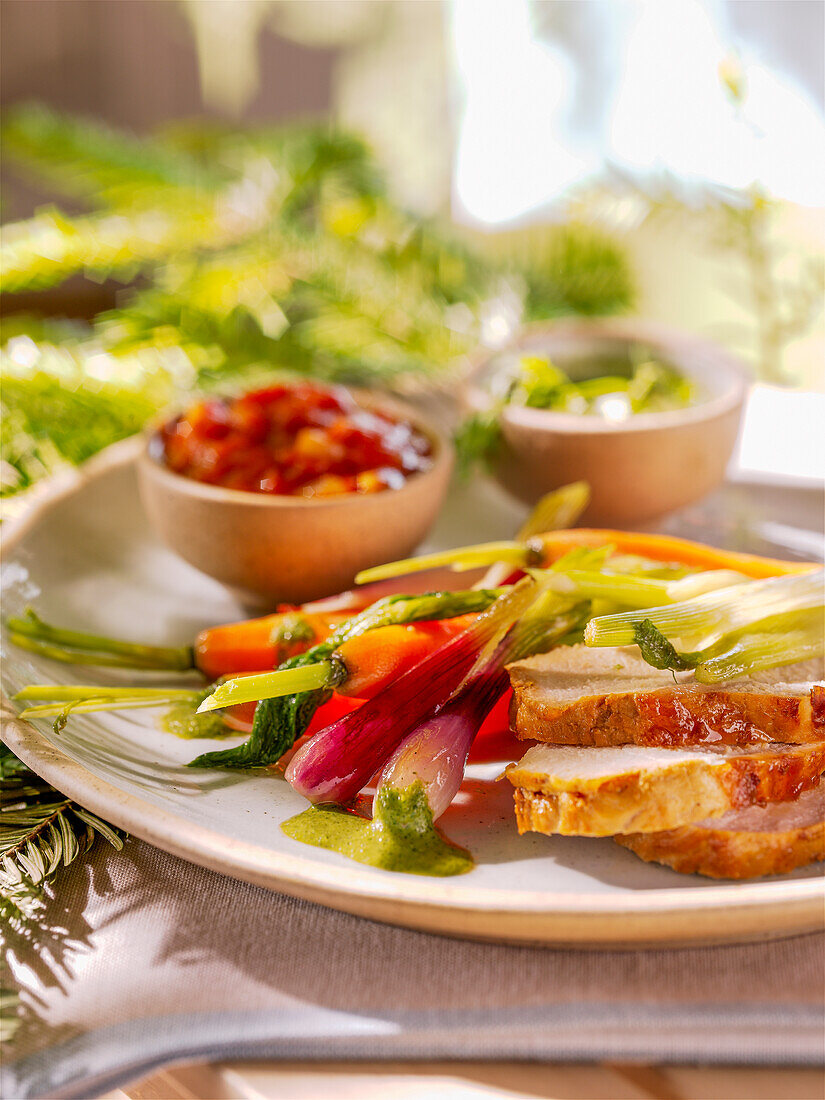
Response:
[138,382,453,606]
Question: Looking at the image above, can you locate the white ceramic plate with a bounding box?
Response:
[2,441,823,947]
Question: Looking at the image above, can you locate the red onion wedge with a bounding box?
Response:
[375,598,589,819]
[379,666,509,820]
[285,579,540,804]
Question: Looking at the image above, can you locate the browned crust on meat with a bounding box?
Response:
[721,745,825,808]
[509,682,818,747]
[813,684,825,734]
[510,744,825,836]
[615,820,825,879]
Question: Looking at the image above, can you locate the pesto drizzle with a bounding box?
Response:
[161,689,233,739]
[281,782,474,877]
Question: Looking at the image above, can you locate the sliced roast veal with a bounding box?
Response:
[508,645,824,747]
[615,786,825,879]
[507,741,825,837]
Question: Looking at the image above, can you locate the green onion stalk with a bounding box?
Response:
[13,588,505,764]
[377,594,590,819]
[14,685,202,734]
[585,569,824,650]
[475,482,591,590]
[631,606,824,683]
[187,587,505,769]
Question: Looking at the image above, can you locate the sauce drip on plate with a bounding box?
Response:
[282,782,474,877]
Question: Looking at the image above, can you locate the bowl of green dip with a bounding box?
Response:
[464,319,748,525]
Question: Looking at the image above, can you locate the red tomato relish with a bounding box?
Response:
[158,383,433,497]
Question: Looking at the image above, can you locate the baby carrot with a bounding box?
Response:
[195,609,349,680]
[532,530,814,579]
[197,596,500,714]
[335,618,473,699]
[6,605,349,680]
[199,620,476,711]
[356,529,816,585]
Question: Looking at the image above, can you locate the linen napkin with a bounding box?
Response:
[4,835,823,1100]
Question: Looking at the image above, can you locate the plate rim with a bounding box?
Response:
[2,442,823,947]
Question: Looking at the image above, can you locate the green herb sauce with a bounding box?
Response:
[161,690,231,739]
[514,353,695,418]
[281,781,474,877]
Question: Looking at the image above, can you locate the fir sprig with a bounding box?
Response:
[0,739,124,1042]
[0,743,123,926]
[0,744,124,1054]
[0,341,173,496]
[1,103,225,205]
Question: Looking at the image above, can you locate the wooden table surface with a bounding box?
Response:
[105,1061,824,1099]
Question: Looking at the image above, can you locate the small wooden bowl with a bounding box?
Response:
[137,392,453,608]
[466,320,748,526]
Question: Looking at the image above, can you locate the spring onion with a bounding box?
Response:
[378,668,510,820]
[379,599,588,819]
[695,618,824,682]
[355,541,534,584]
[195,588,503,715]
[285,577,545,803]
[584,569,824,650]
[633,607,824,683]
[14,685,204,734]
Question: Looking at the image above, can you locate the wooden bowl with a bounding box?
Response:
[137,392,453,608]
[466,320,748,526]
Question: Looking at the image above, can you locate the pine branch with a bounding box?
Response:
[1,109,639,493]
[0,201,230,294]
[518,223,635,320]
[1,342,172,495]
[2,104,224,205]
[0,744,124,929]
[0,744,124,1047]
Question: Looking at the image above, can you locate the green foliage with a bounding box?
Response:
[517,223,636,320]
[709,195,825,385]
[1,106,636,494]
[616,182,824,386]
[1,341,170,495]
[0,742,123,926]
[0,204,223,294]
[0,741,123,1042]
[453,406,504,478]
[2,103,223,204]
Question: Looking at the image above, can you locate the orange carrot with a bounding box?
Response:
[337,619,472,699]
[358,528,816,589]
[223,700,259,732]
[195,609,349,680]
[535,529,814,578]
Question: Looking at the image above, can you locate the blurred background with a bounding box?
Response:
[1,0,823,498]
